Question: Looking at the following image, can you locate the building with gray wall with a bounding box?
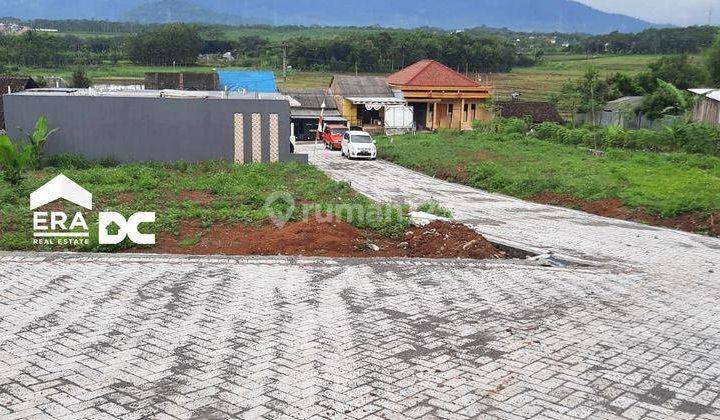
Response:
[3,88,307,164]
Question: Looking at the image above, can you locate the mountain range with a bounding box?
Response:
[1,0,667,34]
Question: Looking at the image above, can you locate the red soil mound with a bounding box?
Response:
[138,216,505,260]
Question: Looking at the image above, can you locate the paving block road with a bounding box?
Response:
[1,253,720,419]
[0,146,719,419]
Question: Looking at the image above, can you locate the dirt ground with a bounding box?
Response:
[136,217,507,260]
[531,192,720,237]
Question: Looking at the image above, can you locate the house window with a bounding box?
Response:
[463,104,469,121]
[470,103,477,120]
[447,104,454,116]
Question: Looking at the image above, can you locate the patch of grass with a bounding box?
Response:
[377,131,720,218]
[416,200,453,219]
[0,160,408,252]
[177,232,202,248]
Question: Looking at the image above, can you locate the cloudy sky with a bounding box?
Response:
[576,0,716,25]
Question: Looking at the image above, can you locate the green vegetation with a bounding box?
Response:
[416,200,453,219]
[571,26,719,55]
[377,130,720,218]
[551,55,708,120]
[532,120,720,156]
[492,54,667,102]
[1,23,530,75]
[0,161,409,251]
[70,68,91,88]
[708,34,720,86]
[126,24,203,66]
[0,117,56,185]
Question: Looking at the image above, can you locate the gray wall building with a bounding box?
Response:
[3,89,307,164]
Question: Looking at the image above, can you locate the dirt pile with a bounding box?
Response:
[402,221,506,259]
[139,216,505,260]
[531,192,719,236]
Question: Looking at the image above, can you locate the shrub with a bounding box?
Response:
[71,69,91,88]
[416,200,453,218]
[530,121,720,156]
[0,135,33,185]
[473,117,530,135]
[0,116,55,184]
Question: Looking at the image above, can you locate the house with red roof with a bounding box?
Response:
[387,60,492,130]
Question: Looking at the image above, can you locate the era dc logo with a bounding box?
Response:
[99,212,156,245]
[30,174,156,246]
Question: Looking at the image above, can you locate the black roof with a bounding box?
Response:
[496,101,564,124]
[1,76,39,129]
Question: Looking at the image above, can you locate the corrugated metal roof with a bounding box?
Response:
[291,109,345,120]
[330,75,394,97]
[603,96,644,111]
[689,88,720,103]
[283,89,337,109]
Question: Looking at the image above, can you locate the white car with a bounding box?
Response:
[340,130,377,160]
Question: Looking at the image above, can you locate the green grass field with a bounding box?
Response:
[490,54,671,102]
[377,131,720,218]
[0,161,406,251]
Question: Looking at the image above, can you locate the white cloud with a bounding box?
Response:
[575,0,716,26]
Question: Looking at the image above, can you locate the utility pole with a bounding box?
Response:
[355,61,358,76]
[281,43,287,89]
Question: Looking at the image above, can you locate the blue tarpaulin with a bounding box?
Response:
[217,70,277,93]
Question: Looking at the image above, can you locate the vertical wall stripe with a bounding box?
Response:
[251,113,262,163]
[269,114,279,162]
[233,113,244,163]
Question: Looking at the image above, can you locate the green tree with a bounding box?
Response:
[648,55,710,90]
[126,24,202,66]
[707,34,720,86]
[638,79,689,120]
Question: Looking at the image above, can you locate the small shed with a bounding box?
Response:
[601,96,646,128]
[330,75,406,132]
[0,76,39,129]
[495,101,564,124]
[284,88,345,141]
[218,71,277,93]
[689,88,720,126]
[144,72,219,91]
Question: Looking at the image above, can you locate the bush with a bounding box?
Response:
[0,116,55,184]
[473,117,530,135]
[530,121,720,156]
[416,200,453,218]
[71,69,91,88]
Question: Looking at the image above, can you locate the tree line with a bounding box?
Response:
[570,26,719,55]
[0,24,532,73]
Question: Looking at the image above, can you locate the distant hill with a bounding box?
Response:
[121,0,247,25]
[1,0,667,34]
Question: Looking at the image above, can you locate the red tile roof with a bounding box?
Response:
[387,60,480,88]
